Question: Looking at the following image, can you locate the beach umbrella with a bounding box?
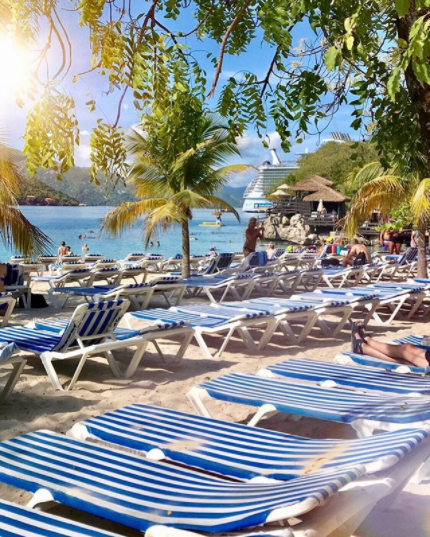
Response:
[272,189,287,197]
[317,199,324,212]
[278,184,291,191]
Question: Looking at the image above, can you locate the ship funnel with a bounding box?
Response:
[270,148,281,165]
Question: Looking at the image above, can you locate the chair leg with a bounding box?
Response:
[247,403,278,427]
[104,350,123,378]
[39,354,65,391]
[171,331,194,362]
[123,341,150,378]
[193,331,215,359]
[0,359,26,403]
[67,354,91,390]
[187,387,213,417]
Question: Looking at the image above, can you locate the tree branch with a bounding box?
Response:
[208,0,254,97]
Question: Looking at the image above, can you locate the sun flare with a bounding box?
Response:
[0,35,32,100]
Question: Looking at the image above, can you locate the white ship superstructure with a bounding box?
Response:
[242,149,298,213]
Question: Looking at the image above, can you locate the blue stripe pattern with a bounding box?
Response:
[268,359,430,395]
[0,430,363,533]
[77,404,429,479]
[199,373,430,423]
[131,308,231,328]
[0,301,127,354]
[0,499,123,536]
[340,351,430,375]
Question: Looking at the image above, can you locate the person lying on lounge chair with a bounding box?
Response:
[352,322,430,368]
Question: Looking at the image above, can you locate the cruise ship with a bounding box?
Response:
[242,149,298,213]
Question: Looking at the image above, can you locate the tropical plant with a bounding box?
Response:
[342,162,430,277]
[103,101,249,277]
[8,1,430,189]
[0,142,51,256]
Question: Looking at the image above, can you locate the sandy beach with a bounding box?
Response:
[1,278,430,536]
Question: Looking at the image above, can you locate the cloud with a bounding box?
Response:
[75,142,91,167]
[123,103,129,110]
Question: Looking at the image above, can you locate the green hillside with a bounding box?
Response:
[5,147,79,206]
[9,147,246,207]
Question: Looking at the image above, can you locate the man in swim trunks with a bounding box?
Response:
[342,239,371,266]
[243,217,263,256]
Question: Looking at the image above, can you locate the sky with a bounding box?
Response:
[0,1,358,188]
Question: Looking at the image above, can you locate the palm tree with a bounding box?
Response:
[103,115,250,277]
[342,161,430,277]
[0,142,50,256]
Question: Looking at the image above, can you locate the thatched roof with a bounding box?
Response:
[291,175,334,192]
[303,185,350,202]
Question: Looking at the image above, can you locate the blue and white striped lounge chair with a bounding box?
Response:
[125,304,275,361]
[161,253,183,271]
[0,499,126,537]
[0,430,366,536]
[200,252,235,274]
[91,266,122,285]
[69,403,430,480]
[245,296,353,339]
[0,342,24,403]
[33,268,94,288]
[0,300,191,390]
[188,372,430,436]
[208,300,317,346]
[337,334,430,376]
[261,358,430,396]
[84,253,105,262]
[147,275,187,306]
[48,282,156,310]
[120,265,148,283]
[183,273,256,303]
[321,265,364,288]
[291,289,379,325]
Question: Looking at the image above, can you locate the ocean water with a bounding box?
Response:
[1,206,262,261]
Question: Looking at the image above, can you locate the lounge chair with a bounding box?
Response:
[321,265,364,288]
[0,429,365,536]
[48,282,156,309]
[0,300,191,390]
[336,340,430,376]
[0,342,25,403]
[183,273,256,303]
[0,292,16,327]
[69,403,429,480]
[91,266,122,285]
[120,265,148,283]
[261,358,430,396]
[207,300,317,345]
[84,253,105,262]
[245,296,353,339]
[33,268,95,288]
[188,372,430,435]
[0,499,125,537]
[125,304,276,361]
[147,275,187,306]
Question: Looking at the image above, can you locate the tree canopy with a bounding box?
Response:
[267,141,379,196]
[4,1,430,184]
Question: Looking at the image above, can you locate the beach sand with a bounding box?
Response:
[0,280,429,536]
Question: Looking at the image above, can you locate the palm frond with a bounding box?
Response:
[143,201,186,246]
[411,178,430,225]
[0,206,51,255]
[342,175,406,237]
[103,199,167,236]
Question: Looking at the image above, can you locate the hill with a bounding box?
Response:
[5,148,79,206]
[8,147,247,207]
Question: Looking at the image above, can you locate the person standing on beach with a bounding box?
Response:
[82,244,89,255]
[243,217,263,256]
[58,241,67,258]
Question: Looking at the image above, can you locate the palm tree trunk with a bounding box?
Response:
[181,220,191,278]
[417,226,428,279]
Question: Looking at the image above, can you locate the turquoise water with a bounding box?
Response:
[2,206,257,261]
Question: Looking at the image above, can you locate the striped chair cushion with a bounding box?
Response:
[131,309,229,328]
[0,499,122,536]
[0,430,363,533]
[77,404,429,479]
[340,351,430,375]
[199,373,430,424]
[0,327,62,353]
[268,359,430,395]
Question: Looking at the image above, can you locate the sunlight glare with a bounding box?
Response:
[0,35,32,100]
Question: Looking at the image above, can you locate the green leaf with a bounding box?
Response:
[325,46,341,71]
[395,0,410,17]
[345,35,354,51]
[387,68,401,100]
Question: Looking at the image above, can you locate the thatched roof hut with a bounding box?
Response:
[303,186,350,202]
